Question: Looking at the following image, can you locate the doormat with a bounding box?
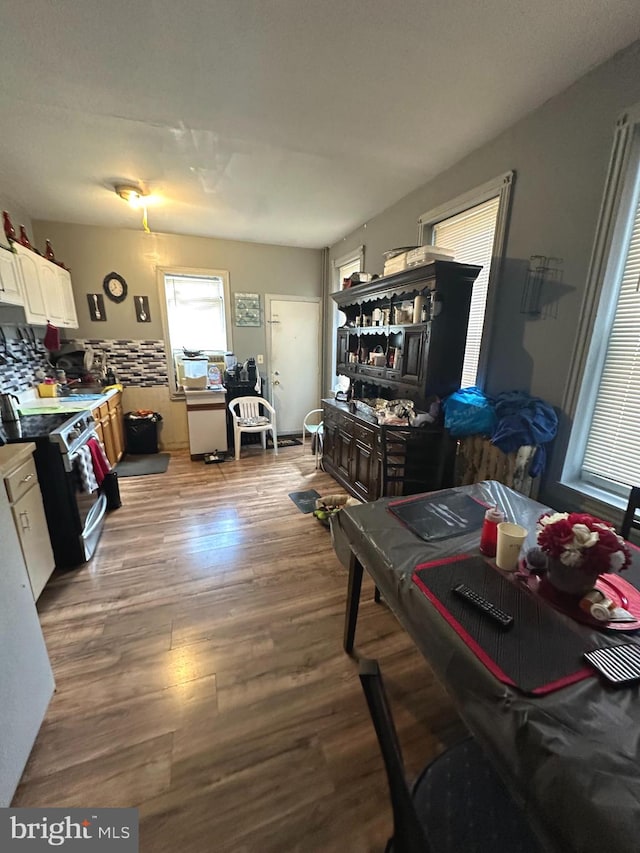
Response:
[288,489,321,513]
[116,453,171,477]
[267,437,302,448]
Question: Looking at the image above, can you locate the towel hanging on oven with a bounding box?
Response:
[74,445,99,493]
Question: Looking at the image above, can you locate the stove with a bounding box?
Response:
[1,409,108,569]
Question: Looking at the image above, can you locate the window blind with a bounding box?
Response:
[582,191,640,487]
[164,274,227,353]
[432,196,499,387]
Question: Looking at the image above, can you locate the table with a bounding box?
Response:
[331,481,640,853]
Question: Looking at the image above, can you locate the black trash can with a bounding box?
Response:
[124,411,162,454]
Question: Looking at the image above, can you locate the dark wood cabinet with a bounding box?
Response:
[332,261,481,409]
[322,399,452,502]
[325,262,480,501]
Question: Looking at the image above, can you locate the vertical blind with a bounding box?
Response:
[432,196,499,387]
[164,274,227,353]
[582,189,640,487]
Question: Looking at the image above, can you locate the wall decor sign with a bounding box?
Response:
[234,292,261,326]
[87,293,106,321]
[135,295,151,322]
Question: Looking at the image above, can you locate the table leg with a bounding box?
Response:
[344,551,364,655]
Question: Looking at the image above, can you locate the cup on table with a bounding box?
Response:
[496,522,528,571]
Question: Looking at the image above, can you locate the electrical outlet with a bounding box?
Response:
[257,354,264,364]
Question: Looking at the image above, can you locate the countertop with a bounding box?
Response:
[16,386,120,416]
[0,442,36,478]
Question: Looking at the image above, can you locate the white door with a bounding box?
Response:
[267,296,321,434]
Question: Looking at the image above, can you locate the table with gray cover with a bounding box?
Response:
[331,480,640,853]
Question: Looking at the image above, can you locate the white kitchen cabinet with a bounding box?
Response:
[0,244,23,305]
[12,242,78,327]
[0,443,55,807]
[56,265,78,328]
[14,243,48,324]
[5,454,55,600]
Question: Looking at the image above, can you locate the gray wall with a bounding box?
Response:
[329,40,640,502]
[31,221,323,359]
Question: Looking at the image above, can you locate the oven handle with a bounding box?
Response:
[82,493,108,541]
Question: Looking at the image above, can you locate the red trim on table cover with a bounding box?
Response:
[412,555,593,695]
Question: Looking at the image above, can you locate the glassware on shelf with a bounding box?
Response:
[44,240,56,261]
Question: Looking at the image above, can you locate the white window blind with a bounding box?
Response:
[582,190,640,487]
[164,274,228,353]
[432,196,499,387]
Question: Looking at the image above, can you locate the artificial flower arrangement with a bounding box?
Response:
[536,512,632,575]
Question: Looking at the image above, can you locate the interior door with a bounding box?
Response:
[267,296,321,434]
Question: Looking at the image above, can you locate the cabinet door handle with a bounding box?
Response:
[19,510,31,531]
[20,473,34,484]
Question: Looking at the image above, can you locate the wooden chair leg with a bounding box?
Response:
[344,552,364,655]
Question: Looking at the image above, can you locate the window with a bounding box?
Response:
[418,172,513,388]
[564,107,640,501]
[328,247,364,389]
[157,268,232,396]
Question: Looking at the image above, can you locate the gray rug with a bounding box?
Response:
[288,489,321,513]
[116,453,171,477]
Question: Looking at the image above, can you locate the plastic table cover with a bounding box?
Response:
[331,480,640,853]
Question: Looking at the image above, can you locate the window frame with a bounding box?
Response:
[327,246,364,390]
[562,104,640,505]
[417,171,514,388]
[157,265,232,400]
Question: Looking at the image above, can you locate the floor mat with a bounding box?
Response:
[116,453,171,477]
[268,437,302,448]
[288,489,321,513]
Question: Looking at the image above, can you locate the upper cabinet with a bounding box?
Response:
[0,244,24,305]
[11,243,78,328]
[332,261,482,407]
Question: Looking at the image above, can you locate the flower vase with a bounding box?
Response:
[546,559,601,596]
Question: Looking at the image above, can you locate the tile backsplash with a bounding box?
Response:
[0,336,169,393]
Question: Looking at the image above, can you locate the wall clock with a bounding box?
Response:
[103,271,128,303]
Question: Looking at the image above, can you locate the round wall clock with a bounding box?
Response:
[103,272,128,303]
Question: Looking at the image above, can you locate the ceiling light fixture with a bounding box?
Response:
[115,184,145,208]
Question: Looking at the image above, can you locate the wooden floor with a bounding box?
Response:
[13,445,465,852]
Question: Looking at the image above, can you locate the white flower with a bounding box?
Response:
[571,524,599,550]
[609,551,626,572]
[540,512,569,526]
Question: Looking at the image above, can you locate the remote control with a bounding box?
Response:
[452,583,514,628]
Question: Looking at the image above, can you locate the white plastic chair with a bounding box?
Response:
[228,396,278,461]
[302,409,323,452]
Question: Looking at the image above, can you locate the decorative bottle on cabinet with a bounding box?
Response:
[18,225,32,249]
[2,211,16,241]
[44,240,55,261]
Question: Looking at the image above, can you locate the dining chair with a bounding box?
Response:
[302,408,323,451]
[358,658,542,853]
[621,486,640,540]
[379,425,450,499]
[228,396,278,461]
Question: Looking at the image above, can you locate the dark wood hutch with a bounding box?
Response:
[322,261,482,502]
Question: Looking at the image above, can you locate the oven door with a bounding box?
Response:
[69,448,108,562]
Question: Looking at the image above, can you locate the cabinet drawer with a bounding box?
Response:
[5,456,38,503]
[358,365,386,379]
[353,422,375,444]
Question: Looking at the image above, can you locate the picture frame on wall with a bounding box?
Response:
[87,293,106,321]
[135,295,151,322]
[234,292,260,326]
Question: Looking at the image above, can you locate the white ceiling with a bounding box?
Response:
[0,1,639,249]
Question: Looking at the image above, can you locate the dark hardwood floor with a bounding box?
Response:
[13,445,465,851]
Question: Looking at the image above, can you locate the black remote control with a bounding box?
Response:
[452,583,514,628]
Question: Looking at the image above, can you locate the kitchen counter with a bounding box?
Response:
[17,386,120,416]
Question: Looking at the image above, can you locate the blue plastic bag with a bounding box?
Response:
[443,387,497,437]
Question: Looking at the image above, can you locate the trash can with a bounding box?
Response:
[124,411,162,454]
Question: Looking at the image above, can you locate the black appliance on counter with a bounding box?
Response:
[1,411,109,569]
